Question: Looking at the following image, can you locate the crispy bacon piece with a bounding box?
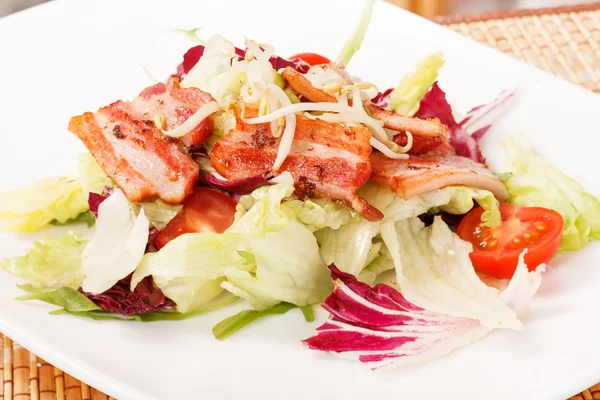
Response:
[281,67,337,103]
[365,105,448,155]
[281,67,448,155]
[370,152,509,201]
[210,107,383,221]
[68,79,205,204]
[425,141,457,157]
[137,78,214,149]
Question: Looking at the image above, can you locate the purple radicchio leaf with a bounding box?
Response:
[80,275,174,317]
[88,187,113,217]
[459,88,519,141]
[146,227,160,253]
[415,82,518,163]
[175,45,310,79]
[302,262,542,370]
[371,88,393,109]
[415,83,486,163]
[176,45,204,78]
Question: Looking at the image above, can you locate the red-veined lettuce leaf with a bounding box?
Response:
[459,88,518,141]
[88,186,113,217]
[176,45,310,79]
[80,275,174,316]
[371,88,393,108]
[303,256,543,370]
[373,82,517,162]
[415,83,485,163]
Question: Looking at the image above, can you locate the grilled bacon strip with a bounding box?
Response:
[210,106,383,221]
[137,78,214,149]
[370,152,509,200]
[281,67,337,103]
[68,78,211,204]
[365,105,448,154]
[281,67,448,155]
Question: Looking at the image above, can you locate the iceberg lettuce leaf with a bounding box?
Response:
[389,52,445,116]
[0,177,89,233]
[76,153,113,196]
[502,136,600,251]
[1,232,86,289]
[381,217,522,329]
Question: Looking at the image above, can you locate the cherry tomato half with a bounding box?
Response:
[155,187,237,249]
[289,52,331,66]
[457,203,563,279]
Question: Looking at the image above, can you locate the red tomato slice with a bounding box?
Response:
[457,203,563,279]
[289,52,331,66]
[155,187,237,249]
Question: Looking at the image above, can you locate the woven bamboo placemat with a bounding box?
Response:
[435,2,600,93]
[2,3,600,400]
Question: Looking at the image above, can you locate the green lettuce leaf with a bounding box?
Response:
[212,302,297,340]
[316,182,500,282]
[133,232,244,313]
[280,197,353,232]
[132,182,337,313]
[232,181,351,233]
[222,221,332,310]
[315,218,380,277]
[204,110,236,153]
[358,241,395,285]
[502,136,600,251]
[0,177,89,233]
[389,52,445,116]
[359,181,500,226]
[1,232,86,289]
[230,183,297,236]
[172,27,205,45]
[336,0,375,66]
[76,153,112,195]
[51,211,96,228]
[181,35,247,108]
[132,200,182,230]
[17,286,100,312]
[300,305,315,322]
[381,217,522,330]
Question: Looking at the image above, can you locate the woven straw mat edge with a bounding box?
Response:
[436,2,600,93]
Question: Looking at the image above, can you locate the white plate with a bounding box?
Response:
[1,1,599,399]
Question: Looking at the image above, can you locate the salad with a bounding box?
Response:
[2,0,600,369]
